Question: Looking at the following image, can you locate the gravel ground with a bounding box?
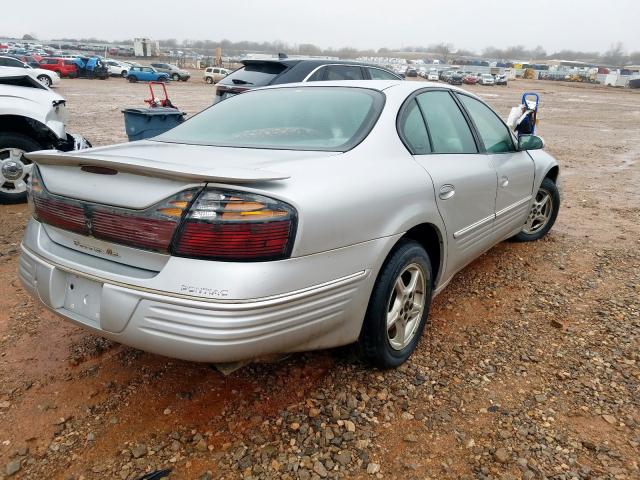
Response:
[0,76,638,480]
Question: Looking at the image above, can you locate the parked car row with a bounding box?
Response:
[0,55,60,87]
[433,70,508,86]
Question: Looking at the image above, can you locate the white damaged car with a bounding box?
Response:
[0,71,89,203]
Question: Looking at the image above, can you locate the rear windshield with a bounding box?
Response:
[219,62,287,87]
[155,87,384,152]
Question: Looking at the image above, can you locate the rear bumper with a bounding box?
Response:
[19,221,398,362]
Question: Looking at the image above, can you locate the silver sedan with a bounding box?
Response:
[20,81,559,368]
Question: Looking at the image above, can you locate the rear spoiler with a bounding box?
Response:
[26,150,290,183]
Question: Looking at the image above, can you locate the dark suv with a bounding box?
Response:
[214,59,402,103]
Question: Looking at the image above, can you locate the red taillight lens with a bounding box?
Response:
[33,196,87,234]
[172,189,296,261]
[90,210,179,251]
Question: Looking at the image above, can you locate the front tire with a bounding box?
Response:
[121,70,128,78]
[358,240,432,368]
[511,177,560,242]
[205,77,213,84]
[127,75,137,83]
[0,133,43,204]
[172,73,180,81]
[36,75,52,87]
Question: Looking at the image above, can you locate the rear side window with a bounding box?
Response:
[416,91,477,154]
[220,62,287,87]
[398,100,430,154]
[323,65,364,80]
[64,60,74,65]
[457,94,515,153]
[367,67,399,80]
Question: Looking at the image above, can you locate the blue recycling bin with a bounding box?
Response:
[122,107,186,141]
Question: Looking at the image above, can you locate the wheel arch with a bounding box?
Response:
[545,165,559,183]
[399,222,444,288]
[0,115,59,149]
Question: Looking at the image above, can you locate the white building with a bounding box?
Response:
[133,38,160,57]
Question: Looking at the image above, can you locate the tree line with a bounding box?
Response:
[25,34,640,66]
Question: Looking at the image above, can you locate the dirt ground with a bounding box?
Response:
[0,76,638,480]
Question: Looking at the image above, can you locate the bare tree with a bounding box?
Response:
[602,42,626,66]
[298,43,322,56]
[628,51,640,64]
[430,43,454,63]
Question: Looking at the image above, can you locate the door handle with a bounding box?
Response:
[439,184,455,200]
[499,176,509,188]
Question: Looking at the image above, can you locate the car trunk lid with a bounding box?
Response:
[26,140,297,209]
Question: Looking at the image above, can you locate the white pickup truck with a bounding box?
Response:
[0,71,89,203]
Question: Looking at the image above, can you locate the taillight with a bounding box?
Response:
[29,166,198,253]
[172,189,296,261]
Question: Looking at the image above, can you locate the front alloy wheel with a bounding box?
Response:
[37,75,51,87]
[0,133,40,204]
[523,188,553,234]
[359,240,432,368]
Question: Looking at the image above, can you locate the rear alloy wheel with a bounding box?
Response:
[36,75,52,87]
[172,73,180,81]
[121,70,127,78]
[205,77,213,84]
[0,133,42,204]
[512,177,560,242]
[359,240,432,368]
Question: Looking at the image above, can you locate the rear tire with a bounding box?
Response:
[121,70,127,78]
[0,133,43,204]
[358,240,432,368]
[511,177,560,242]
[205,77,213,84]
[172,73,180,81]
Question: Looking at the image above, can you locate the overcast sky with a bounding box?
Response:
[2,0,639,53]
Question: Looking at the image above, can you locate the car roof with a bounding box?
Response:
[254,79,481,99]
[241,58,401,71]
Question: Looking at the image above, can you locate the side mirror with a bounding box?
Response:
[518,134,544,151]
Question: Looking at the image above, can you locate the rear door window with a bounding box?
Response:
[219,62,287,87]
[416,91,477,154]
[367,67,399,80]
[323,65,364,80]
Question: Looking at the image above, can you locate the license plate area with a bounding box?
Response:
[63,274,102,327]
